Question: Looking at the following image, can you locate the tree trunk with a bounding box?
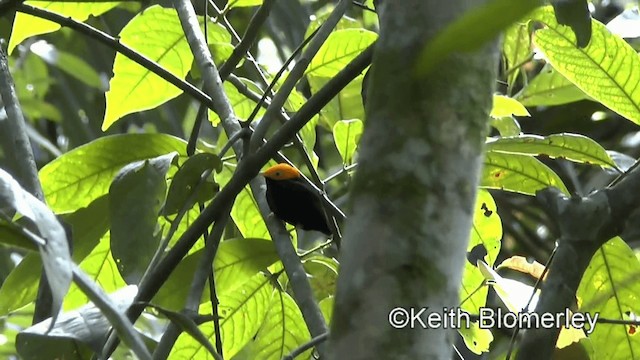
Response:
[329,1,499,359]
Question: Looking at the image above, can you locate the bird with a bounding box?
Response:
[262,163,332,235]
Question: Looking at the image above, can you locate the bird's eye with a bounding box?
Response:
[275,171,281,177]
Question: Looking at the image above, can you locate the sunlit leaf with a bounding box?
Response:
[9,2,119,53]
[481,151,569,195]
[532,6,640,124]
[577,237,640,358]
[486,133,616,168]
[515,64,589,106]
[39,134,186,214]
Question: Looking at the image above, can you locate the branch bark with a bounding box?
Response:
[517,163,640,359]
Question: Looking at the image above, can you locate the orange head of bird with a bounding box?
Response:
[262,163,301,181]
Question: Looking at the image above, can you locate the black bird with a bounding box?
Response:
[262,163,332,235]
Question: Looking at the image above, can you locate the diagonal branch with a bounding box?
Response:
[517,162,640,359]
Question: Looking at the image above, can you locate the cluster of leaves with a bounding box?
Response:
[0,0,639,359]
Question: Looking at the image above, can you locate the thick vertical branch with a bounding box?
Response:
[329,1,500,359]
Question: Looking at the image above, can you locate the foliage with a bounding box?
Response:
[1,1,640,359]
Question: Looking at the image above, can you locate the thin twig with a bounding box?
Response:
[249,0,352,152]
[283,332,329,360]
[219,0,276,79]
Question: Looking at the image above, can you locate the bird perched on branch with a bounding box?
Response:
[262,163,332,235]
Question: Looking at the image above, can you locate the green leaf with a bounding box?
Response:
[514,64,589,106]
[308,74,365,128]
[461,190,502,311]
[249,291,312,360]
[490,95,530,118]
[63,232,127,311]
[164,153,221,216]
[577,237,640,358]
[503,21,532,87]
[39,133,187,214]
[490,116,521,137]
[0,196,110,315]
[333,119,363,166]
[319,296,333,324]
[103,6,192,130]
[0,254,40,316]
[532,6,640,124]
[170,273,274,359]
[154,238,279,310]
[487,133,616,169]
[303,256,338,301]
[109,153,176,284]
[208,79,265,126]
[9,1,119,53]
[227,0,263,8]
[458,190,501,354]
[481,150,569,195]
[415,0,542,76]
[218,164,269,239]
[307,29,377,77]
[304,11,363,41]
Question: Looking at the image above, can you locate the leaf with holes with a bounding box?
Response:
[532,6,640,124]
[481,151,568,195]
[577,237,640,358]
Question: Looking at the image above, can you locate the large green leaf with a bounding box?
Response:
[153,238,279,310]
[9,1,119,53]
[249,291,312,360]
[486,133,616,168]
[577,237,640,359]
[39,133,186,214]
[532,7,640,124]
[103,6,232,130]
[481,151,569,195]
[103,6,191,130]
[515,64,589,106]
[170,273,274,359]
[307,29,377,77]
